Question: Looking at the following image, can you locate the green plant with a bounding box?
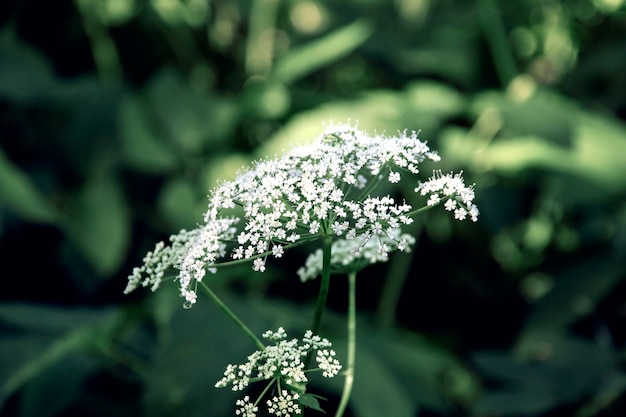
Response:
[124,123,478,416]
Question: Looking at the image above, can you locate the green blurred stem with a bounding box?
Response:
[246,0,279,75]
[335,271,356,417]
[199,282,265,350]
[478,0,517,87]
[375,243,414,328]
[77,4,122,84]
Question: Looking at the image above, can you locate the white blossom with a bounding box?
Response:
[416,170,479,222]
[235,396,258,417]
[297,229,417,282]
[267,391,301,416]
[216,328,340,417]
[125,124,478,306]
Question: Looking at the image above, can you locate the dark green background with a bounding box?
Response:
[1,0,625,416]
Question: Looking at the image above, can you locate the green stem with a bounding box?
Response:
[199,282,265,350]
[305,235,333,367]
[406,202,438,217]
[478,0,517,87]
[205,236,320,270]
[310,235,333,336]
[245,0,279,75]
[335,271,357,417]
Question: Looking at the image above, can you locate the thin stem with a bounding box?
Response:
[207,235,320,270]
[310,235,333,336]
[375,242,415,329]
[478,0,517,87]
[335,271,357,417]
[305,235,333,367]
[406,202,439,217]
[199,282,265,350]
[245,0,279,75]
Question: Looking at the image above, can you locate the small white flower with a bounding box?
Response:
[316,349,342,378]
[253,258,266,272]
[388,171,401,183]
[272,244,284,258]
[444,199,457,211]
[235,396,258,417]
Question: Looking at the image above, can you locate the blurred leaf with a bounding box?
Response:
[119,94,179,173]
[260,81,465,157]
[514,253,623,356]
[0,303,116,409]
[240,79,291,119]
[471,89,574,146]
[20,355,98,417]
[141,296,265,417]
[0,303,111,334]
[576,372,626,417]
[272,19,374,84]
[157,178,203,230]
[0,30,57,102]
[147,70,239,153]
[442,90,626,197]
[389,18,480,88]
[473,338,615,416]
[63,172,130,276]
[349,346,416,417]
[0,148,58,224]
[372,331,479,412]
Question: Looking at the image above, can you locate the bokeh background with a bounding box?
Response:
[1,0,626,416]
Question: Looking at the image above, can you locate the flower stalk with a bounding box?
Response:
[335,270,357,417]
[199,282,265,350]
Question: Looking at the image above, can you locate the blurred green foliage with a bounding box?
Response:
[1,0,625,416]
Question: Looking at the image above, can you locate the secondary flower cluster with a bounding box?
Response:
[215,327,341,417]
[297,229,417,281]
[124,123,479,306]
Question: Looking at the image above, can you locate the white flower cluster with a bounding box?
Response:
[416,170,479,222]
[267,390,301,417]
[297,229,417,282]
[124,123,478,306]
[216,327,341,417]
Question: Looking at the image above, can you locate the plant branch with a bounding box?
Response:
[335,271,357,417]
[199,282,265,350]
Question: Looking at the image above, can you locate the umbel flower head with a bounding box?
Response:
[124,123,479,307]
[216,327,341,417]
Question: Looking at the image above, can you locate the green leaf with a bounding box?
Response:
[299,393,326,413]
[63,172,130,276]
[514,253,623,356]
[119,95,178,173]
[272,19,374,84]
[442,90,626,197]
[0,303,116,407]
[374,331,479,412]
[157,178,203,230]
[0,148,58,224]
[20,355,97,417]
[350,346,416,417]
[147,70,239,153]
[142,297,265,417]
[0,29,58,102]
[260,81,464,158]
[473,338,614,416]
